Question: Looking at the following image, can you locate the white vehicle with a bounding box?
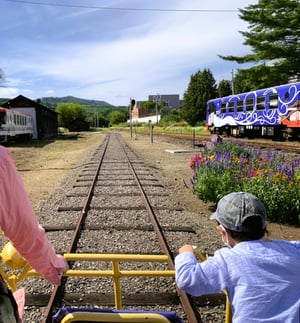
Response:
[0,107,33,142]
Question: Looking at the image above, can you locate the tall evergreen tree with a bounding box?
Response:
[220,0,300,88]
[218,80,233,97]
[180,69,217,126]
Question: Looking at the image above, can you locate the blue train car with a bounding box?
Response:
[0,107,33,143]
[206,82,300,140]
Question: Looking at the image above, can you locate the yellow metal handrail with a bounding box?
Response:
[59,312,172,323]
[63,253,174,309]
[0,243,232,322]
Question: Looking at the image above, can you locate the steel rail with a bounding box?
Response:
[43,133,201,322]
[118,136,201,323]
[42,135,111,323]
[132,130,300,154]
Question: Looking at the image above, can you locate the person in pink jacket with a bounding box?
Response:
[0,145,68,321]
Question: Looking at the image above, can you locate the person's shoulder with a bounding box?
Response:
[268,239,300,253]
[271,239,300,245]
[214,246,233,258]
[0,145,11,161]
[0,145,9,155]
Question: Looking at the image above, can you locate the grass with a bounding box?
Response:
[8,132,105,213]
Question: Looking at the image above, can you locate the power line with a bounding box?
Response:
[2,0,238,13]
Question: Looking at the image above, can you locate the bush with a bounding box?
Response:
[190,141,300,224]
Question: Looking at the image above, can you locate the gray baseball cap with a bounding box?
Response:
[210,192,266,232]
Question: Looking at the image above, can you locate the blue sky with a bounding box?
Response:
[0,0,257,106]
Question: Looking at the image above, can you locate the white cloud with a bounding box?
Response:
[0,0,257,105]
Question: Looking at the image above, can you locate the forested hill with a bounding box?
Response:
[0,96,119,109]
[40,96,115,109]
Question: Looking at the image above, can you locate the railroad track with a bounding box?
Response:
[148,131,300,154]
[2,131,297,322]
[17,132,221,322]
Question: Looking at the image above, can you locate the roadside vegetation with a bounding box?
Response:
[113,122,208,136]
[189,141,300,225]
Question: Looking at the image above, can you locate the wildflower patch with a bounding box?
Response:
[189,141,300,224]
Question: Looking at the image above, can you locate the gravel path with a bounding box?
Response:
[1,131,299,323]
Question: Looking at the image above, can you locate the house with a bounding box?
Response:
[128,93,182,124]
[130,101,161,124]
[131,104,149,119]
[148,94,182,110]
[2,95,58,139]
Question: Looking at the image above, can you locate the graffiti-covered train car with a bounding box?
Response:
[206,82,300,140]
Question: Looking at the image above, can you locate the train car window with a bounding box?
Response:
[208,102,216,114]
[245,97,254,111]
[220,102,226,113]
[14,114,17,124]
[284,91,290,102]
[269,94,278,109]
[237,100,243,112]
[257,96,265,110]
[228,101,234,113]
[0,112,5,124]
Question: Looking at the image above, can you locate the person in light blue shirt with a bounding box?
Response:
[175,192,300,323]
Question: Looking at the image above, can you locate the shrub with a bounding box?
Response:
[190,141,300,224]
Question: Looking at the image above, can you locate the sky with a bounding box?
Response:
[0,0,257,106]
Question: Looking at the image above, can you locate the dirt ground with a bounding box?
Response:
[8,131,300,241]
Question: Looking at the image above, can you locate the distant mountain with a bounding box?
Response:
[0,95,117,109]
[0,98,10,105]
[41,96,115,109]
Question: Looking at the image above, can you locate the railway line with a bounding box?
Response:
[1,130,298,322]
[10,132,226,323]
[149,131,300,154]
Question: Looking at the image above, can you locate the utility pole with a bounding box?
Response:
[130,98,135,138]
[154,94,161,124]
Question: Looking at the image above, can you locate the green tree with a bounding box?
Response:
[97,115,110,128]
[180,69,217,126]
[160,109,181,124]
[220,0,300,87]
[87,113,109,128]
[232,69,253,94]
[109,110,128,125]
[218,80,232,97]
[140,100,156,114]
[55,103,86,128]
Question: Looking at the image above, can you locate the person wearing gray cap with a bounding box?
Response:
[175,192,300,323]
